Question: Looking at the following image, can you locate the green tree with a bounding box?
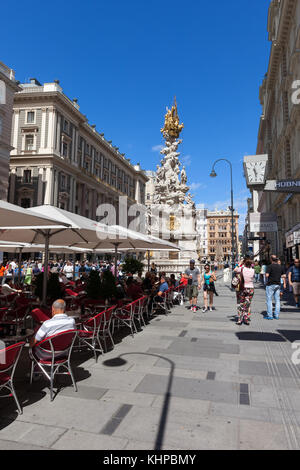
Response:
[122,256,144,275]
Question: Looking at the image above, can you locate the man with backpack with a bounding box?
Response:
[288,259,300,308]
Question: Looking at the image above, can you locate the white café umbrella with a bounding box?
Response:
[0,202,72,302]
[0,201,69,230]
[11,206,179,278]
[72,225,180,277]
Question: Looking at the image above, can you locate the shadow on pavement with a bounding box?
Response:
[235,331,287,342]
[277,330,300,343]
[103,352,175,451]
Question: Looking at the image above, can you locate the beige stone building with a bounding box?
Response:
[8,78,147,223]
[207,210,239,263]
[255,0,300,260]
[0,62,20,201]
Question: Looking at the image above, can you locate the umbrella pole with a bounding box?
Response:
[18,248,23,284]
[114,244,118,279]
[42,230,50,305]
[147,250,150,272]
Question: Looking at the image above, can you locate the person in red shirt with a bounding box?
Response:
[126,277,144,301]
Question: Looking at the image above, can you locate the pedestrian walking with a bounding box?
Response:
[202,264,217,313]
[265,255,286,320]
[223,263,231,283]
[261,260,267,285]
[184,259,201,313]
[288,259,300,308]
[254,261,261,284]
[24,264,33,286]
[234,259,255,325]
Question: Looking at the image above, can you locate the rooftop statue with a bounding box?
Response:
[161,97,184,139]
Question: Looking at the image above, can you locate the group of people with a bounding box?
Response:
[232,255,300,325]
[0,258,126,287]
[177,260,218,313]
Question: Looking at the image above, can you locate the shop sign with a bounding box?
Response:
[276,180,300,193]
[294,231,300,245]
[286,232,295,249]
[249,213,278,233]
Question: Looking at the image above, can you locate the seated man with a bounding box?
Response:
[1,280,22,296]
[154,276,169,302]
[30,299,76,359]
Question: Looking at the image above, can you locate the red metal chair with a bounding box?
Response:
[151,290,170,316]
[0,307,9,322]
[31,308,51,326]
[140,295,150,322]
[29,330,78,401]
[0,341,25,414]
[134,296,147,328]
[113,300,138,338]
[98,306,116,352]
[77,310,105,362]
[65,288,78,297]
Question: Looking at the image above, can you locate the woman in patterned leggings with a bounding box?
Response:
[234,259,255,325]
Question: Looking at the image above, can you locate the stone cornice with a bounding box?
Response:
[0,71,21,92]
[266,0,297,89]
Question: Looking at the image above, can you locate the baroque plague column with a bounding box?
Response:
[146,98,198,274]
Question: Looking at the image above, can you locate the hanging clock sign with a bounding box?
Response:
[243,155,268,187]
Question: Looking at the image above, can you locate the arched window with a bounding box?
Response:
[0,80,6,104]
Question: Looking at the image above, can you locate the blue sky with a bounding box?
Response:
[2,0,271,233]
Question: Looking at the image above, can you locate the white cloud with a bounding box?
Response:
[181,154,192,166]
[151,145,164,153]
[190,182,206,191]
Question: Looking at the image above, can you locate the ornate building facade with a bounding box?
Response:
[8,78,147,222]
[252,0,300,260]
[0,62,20,201]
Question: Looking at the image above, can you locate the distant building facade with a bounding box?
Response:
[0,62,20,201]
[207,210,239,262]
[8,78,147,223]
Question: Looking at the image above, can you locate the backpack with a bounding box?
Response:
[232,268,244,292]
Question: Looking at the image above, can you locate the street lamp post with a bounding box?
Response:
[210,158,235,276]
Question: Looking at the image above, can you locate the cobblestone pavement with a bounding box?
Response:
[1,279,300,450]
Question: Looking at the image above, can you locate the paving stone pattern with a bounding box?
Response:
[1,280,300,449]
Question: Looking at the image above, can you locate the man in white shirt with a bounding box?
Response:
[1,281,22,296]
[63,261,74,280]
[30,299,76,359]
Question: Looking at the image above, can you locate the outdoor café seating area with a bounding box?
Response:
[0,200,184,415]
[0,277,184,413]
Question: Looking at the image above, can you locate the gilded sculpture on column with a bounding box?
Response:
[161,97,184,139]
